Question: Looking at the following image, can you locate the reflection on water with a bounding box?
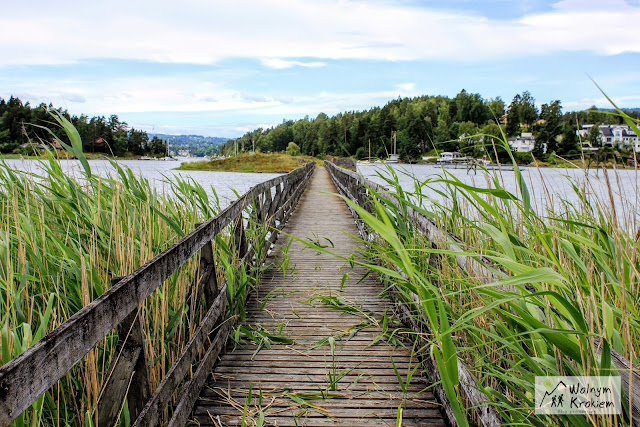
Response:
[2,158,283,210]
[358,163,640,230]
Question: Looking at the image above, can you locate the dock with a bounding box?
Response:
[191,167,445,426]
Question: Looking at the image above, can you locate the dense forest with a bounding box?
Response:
[222,90,640,161]
[149,133,227,157]
[0,96,167,156]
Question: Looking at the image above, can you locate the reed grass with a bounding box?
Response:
[0,112,259,426]
[314,109,639,425]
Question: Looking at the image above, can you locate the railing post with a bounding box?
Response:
[261,188,273,220]
[233,212,248,260]
[199,240,219,308]
[97,277,151,426]
[188,224,219,318]
[269,183,282,218]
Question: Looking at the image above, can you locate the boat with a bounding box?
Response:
[386,132,399,163]
[437,151,470,164]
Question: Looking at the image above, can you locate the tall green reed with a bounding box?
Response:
[0,112,260,425]
[315,110,639,425]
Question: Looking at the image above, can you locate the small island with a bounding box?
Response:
[176,152,319,173]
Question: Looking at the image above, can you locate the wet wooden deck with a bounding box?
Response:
[190,167,445,426]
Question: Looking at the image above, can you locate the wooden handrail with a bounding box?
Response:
[0,161,315,427]
[325,159,639,427]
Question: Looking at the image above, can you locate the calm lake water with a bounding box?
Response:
[358,163,640,230]
[2,157,283,209]
[4,158,638,229]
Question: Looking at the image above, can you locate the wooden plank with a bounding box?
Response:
[199,393,437,406]
[191,415,445,427]
[97,346,140,426]
[194,406,442,419]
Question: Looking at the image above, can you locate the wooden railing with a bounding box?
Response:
[325,159,640,427]
[0,161,315,427]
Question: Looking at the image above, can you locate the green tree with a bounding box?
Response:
[454,89,489,124]
[457,121,480,156]
[488,97,505,121]
[534,100,562,157]
[113,129,129,156]
[397,129,420,161]
[506,91,538,137]
[433,101,455,150]
[149,136,167,155]
[518,91,538,126]
[128,128,149,155]
[558,123,580,156]
[286,141,300,156]
[506,94,521,137]
[406,107,427,153]
[588,125,603,147]
[480,122,508,161]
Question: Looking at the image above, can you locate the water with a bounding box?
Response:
[358,163,640,230]
[4,158,638,230]
[1,157,284,209]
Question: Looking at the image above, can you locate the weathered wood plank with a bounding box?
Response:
[191,415,445,427]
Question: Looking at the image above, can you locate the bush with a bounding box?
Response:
[286,141,300,156]
[513,151,534,164]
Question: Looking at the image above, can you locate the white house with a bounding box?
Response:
[507,132,536,152]
[577,124,639,151]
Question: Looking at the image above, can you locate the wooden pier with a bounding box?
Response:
[191,167,445,426]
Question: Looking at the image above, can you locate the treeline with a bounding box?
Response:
[0,96,167,156]
[223,90,640,161]
[151,134,228,157]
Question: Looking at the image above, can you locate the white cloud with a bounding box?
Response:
[261,59,327,69]
[395,82,417,93]
[1,0,639,67]
[3,76,297,117]
[6,74,415,119]
[564,94,640,110]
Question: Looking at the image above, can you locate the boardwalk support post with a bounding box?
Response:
[97,277,151,426]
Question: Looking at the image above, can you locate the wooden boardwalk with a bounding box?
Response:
[191,167,445,426]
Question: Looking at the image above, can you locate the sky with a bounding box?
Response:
[1,0,640,138]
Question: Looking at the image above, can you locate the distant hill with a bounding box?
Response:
[149,134,229,157]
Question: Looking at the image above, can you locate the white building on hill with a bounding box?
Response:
[577,124,639,151]
[507,132,536,152]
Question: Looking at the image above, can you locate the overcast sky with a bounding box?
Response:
[1,0,639,137]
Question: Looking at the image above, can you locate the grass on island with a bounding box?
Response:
[177,152,320,173]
